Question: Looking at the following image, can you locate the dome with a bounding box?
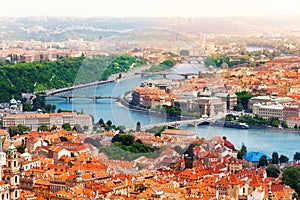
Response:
[7,141,17,155]
[10,98,17,105]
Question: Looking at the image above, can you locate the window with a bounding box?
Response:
[8,161,11,168]
[15,176,18,184]
[15,191,18,198]
[14,161,17,167]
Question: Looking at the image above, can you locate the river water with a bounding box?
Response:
[46,63,300,159]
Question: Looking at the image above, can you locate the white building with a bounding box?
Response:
[252,103,284,120]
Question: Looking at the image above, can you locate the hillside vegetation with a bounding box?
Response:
[0,54,146,102]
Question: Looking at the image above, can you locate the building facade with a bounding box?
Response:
[2,112,92,131]
[198,97,226,117]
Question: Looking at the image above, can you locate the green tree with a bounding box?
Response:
[294,152,300,161]
[281,121,288,129]
[8,126,19,137]
[272,151,279,164]
[258,155,268,167]
[73,124,83,133]
[50,125,57,131]
[235,91,253,111]
[98,118,105,126]
[23,102,32,111]
[83,125,89,131]
[106,120,112,127]
[237,143,247,159]
[225,114,235,121]
[44,104,56,113]
[279,155,289,164]
[38,124,50,132]
[32,94,45,111]
[16,144,26,153]
[294,124,298,129]
[17,124,31,134]
[266,165,280,178]
[62,123,71,131]
[282,166,300,194]
[234,103,243,111]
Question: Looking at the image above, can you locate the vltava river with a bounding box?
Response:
[46,63,300,159]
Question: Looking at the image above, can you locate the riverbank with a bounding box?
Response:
[117,97,189,121]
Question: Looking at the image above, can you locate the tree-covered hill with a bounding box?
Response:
[0,54,147,102]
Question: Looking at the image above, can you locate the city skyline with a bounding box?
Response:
[2,0,300,18]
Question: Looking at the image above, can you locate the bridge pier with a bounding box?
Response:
[162,74,167,78]
[93,96,97,103]
[66,97,70,103]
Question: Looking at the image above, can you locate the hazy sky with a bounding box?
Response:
[2,0,300,18]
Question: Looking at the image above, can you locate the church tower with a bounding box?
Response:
[0,133,6,179]
[4,141,20,200]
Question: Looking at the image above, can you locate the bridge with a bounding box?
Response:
[41,80,116,96]
[139,118,215,131]
[135,71,198,79]
[179,55,208,64]
[46,95,120,103]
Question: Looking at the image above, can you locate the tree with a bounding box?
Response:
[17,124,31,134]
[294,152,300,161]
[32,94,45,111]
[282,166,300,194]
[23,102,32,111]
[44,104,56,113]
[281,121,288,129]
[38,124,49,132]
[50,125,57,131]
[233,103,243,111]
[83,125,89,131]
[258,155,268,167]
[62,123,71,131]
[106,120,112,127]
[272,152,279,164]
[136,121,141,132]
[294,124,298,129]
[279,155,289,164]
[73,124,83,132]
[8,126,19,137]
[235,91,253,111]
[237,143,247,159]
[266,165,280,178]
[98,118,105,126]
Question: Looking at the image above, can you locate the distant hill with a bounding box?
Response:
[0,16,300,42]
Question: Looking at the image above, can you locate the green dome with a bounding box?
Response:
[7,141,17,155]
